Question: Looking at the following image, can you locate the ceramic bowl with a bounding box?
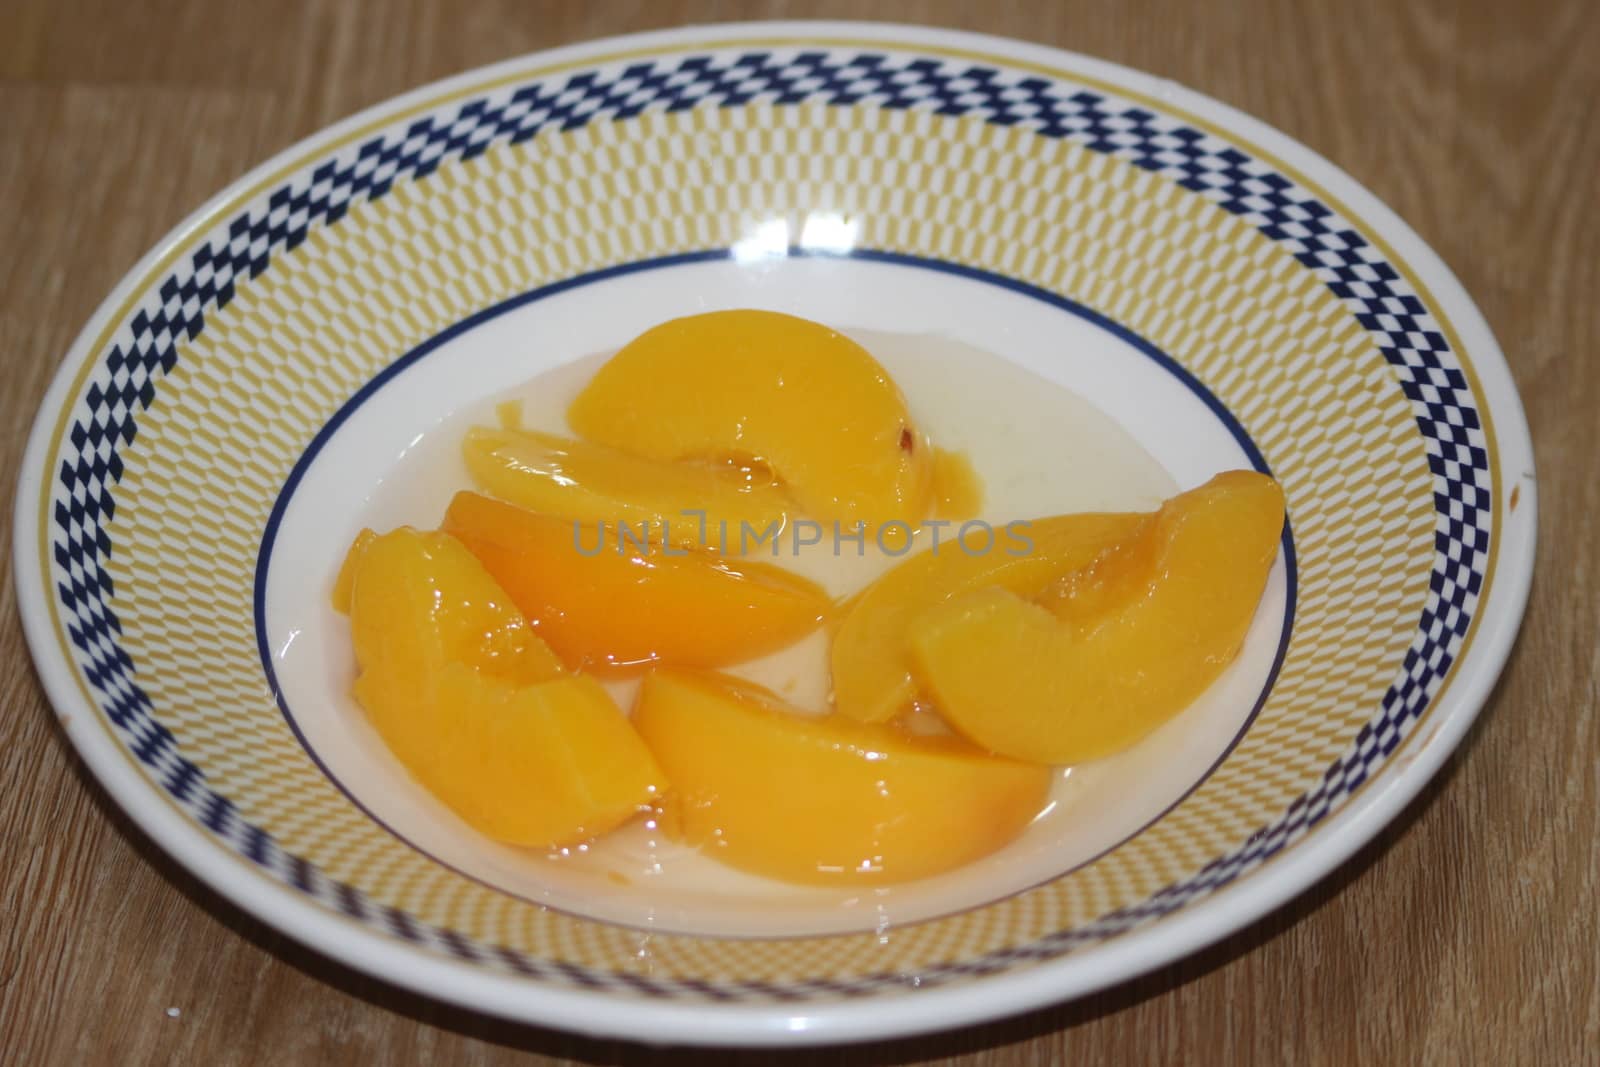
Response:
[14,21,1535,1046]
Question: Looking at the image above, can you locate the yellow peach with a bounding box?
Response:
[462,426,790,549]
[567,310,933,531]
[831,512,1147,723]
[344,527,564,686]
[340,528,664,847]
[442,491,830,673]
[907,471,1285,764]
[631,670,1052,885]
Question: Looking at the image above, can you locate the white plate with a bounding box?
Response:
[13,21,1535,1046]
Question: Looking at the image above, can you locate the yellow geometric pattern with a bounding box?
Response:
[103,101,1434,984]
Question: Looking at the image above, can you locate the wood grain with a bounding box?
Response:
[2,0,1594,1063]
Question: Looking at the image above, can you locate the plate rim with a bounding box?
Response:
[11,19,1538,1046]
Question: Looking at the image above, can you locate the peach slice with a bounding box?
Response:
[632,670,1052,885]
[462,426,790,549]
[342,526,565,685]
[340,528,664,846]
[567,310,934,531]
[831,512,1147,723]
[330,528,377,613]
[443,491,830,673]
[907,471,1286,764]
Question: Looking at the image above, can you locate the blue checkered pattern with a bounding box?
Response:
[47,46,1494,995]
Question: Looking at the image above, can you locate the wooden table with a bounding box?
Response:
[3,1,1594,1062]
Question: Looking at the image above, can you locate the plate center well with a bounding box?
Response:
[261,252,1291,937]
